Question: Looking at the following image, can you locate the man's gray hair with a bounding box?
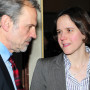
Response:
[0,0,40,24]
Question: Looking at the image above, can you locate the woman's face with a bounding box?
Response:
[57,15,85,55]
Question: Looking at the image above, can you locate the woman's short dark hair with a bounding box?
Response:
[56,7,90,45]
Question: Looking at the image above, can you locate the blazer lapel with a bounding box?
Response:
[0,55,15,90]
[53,53,66,90]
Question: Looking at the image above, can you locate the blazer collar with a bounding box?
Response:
[52,53,66,90]
[55,52,64,67]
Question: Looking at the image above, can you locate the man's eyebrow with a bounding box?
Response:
[27,24,37,27]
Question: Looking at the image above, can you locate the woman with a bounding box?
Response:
[30,7,90,90]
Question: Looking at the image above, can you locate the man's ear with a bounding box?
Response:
[0,15,12,32]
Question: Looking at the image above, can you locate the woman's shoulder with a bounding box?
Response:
[37,52,64,66]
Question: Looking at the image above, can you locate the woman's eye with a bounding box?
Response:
[68,29,72,32]
[57,31,61,34]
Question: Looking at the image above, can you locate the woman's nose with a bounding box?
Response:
[59,32,67,41]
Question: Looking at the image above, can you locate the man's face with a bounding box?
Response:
[9,6,37,53]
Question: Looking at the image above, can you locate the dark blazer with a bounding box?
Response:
[30,53,90,90]
[0,55,15,90]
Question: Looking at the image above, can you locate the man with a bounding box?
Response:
[0,0,40,90]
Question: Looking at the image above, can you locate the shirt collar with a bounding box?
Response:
[0,42,12,63]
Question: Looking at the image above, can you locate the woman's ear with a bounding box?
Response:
[82,34,86,43]
[0,15,12,32]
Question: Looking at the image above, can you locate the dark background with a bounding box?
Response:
[43,0,90,13]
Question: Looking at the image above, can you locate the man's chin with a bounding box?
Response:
[20,47,28,52]
[15,46,28,53]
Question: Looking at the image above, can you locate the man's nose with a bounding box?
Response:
[30,28,37,39]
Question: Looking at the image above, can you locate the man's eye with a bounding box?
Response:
[29,26,32,29]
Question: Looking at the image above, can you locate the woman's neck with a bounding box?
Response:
[67,47,89,67]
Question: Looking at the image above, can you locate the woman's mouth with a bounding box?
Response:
[63,43,70,47]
